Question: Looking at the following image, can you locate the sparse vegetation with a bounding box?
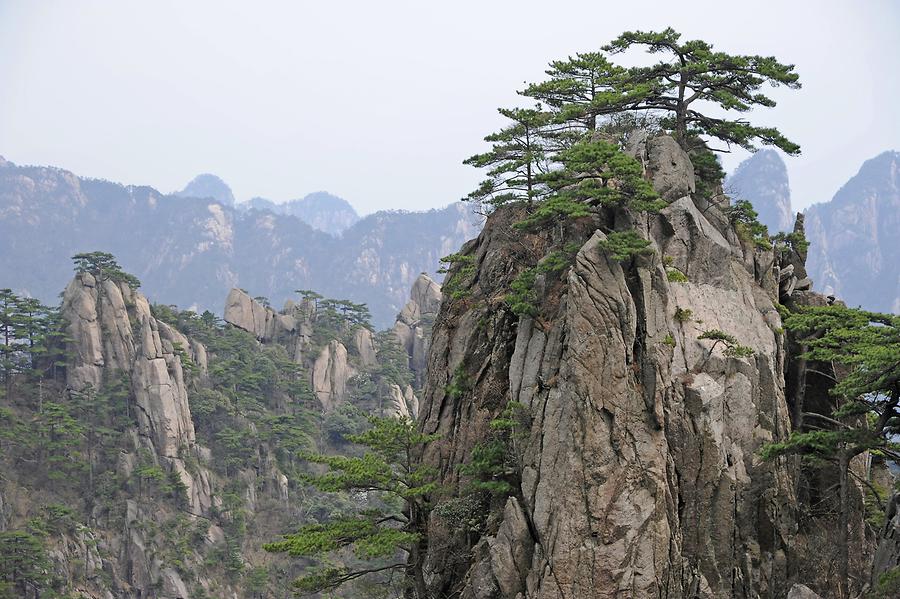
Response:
[698,329,755,358]
[666,268,688,283]
[438,253,476,300]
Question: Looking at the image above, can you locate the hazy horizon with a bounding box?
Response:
[2,0,898,214]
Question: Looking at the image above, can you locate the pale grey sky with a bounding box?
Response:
[1,0,898,214]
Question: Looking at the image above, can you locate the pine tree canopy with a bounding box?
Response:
[464,28,801,221]
[602,27,801,154]
[762,305,900,461]
[463,107,554,206]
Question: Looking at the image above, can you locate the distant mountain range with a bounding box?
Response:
[0,157,482,327]
[727,149,899,313]
[2,148,896,324]
[238,191,360,236]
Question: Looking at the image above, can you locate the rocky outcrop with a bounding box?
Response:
[61,273,107,391]
[726,149,794,233]
[394,273,442,386]
[775,213,813,303]
[873,494,900,588]
[418,136,817,598]
[786,584,824,599]
[806,150,900,313]
[224,287,296,341]
[60,273,213,516]
[386,383,420,419]
[626,130,696,201]
[311,340,354,412]
[353,326,378,367]
[131,311,196,460]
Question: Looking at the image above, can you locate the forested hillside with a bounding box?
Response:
[0,253,440,598]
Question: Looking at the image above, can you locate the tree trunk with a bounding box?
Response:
[838,450,850,598]
[406,500,428,599]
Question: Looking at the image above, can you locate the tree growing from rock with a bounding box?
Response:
[71,251,141,289]
[521,51,644,132]
[264,416,439,597]
[463,107,555,208]
[601,27,801,154]
[762,305,900,597]
[513,139,663,230]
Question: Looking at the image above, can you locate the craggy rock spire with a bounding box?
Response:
[393,273,442,387]
[61,273,213,516]
[417,133,853,598]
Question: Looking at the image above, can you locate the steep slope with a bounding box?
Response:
[0,271,426,597]
[416,135,868,598]
[392,273,442,387]
[725,149,793,233]
[805,150,900,313]
[0,159,483,327]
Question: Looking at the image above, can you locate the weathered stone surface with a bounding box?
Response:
[873,493,900,586]
[393,273,442,386]
[132,313,196,458]
[403,384,419,419]
[410,273,443,316]
[160,567,189,599]
[224,287,295,341]
[626,131,696,201]
[387,384,412,419]
[311,340,354,411]
[420,140,800,598]
[487,498,533,597]
[61,273,105,391]
[353,326,378,367]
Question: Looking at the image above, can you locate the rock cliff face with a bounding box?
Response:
[62,273,213,516]
[224,287,297,342]
[805,150,900,313]
[312,340,354,412]
[726,150,794,233]
[393,273,442,387]
[417,136,854,598]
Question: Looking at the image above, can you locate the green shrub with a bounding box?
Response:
[506,268,539,317]
[871,567,900,598]
[698,329,754,358]
[439,253,476,300]
[666,268,688,283]
[674,307,693,323]
[598,231,653,261]
[725,199,771,249]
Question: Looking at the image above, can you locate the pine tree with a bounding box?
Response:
[463,107,555,208]
[264,416,439,597]
[601,27,801,153]
[762,305,900,596]
[514,139,663,230]
[0,530,52,598]
[71,251,141,289]
[521,52,643,132]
